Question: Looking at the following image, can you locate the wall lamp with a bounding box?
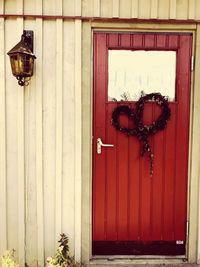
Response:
[7,30,36,86]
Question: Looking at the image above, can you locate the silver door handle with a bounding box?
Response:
[97,138,114,154]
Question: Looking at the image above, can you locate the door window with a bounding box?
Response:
[108,50,176,101]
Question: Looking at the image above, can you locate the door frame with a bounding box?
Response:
[82,21,200,264]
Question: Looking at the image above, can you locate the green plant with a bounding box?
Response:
[1,250,19,267]
[46,234,81,267]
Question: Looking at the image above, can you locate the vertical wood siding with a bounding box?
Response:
[74,19,82,262]
[0,16,82,267]
[16,1,25,265]
[0,0,200,266]
[0,1,7,260]
[3,0,200,20]
[35,0,44,264]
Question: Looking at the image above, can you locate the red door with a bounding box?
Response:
[93,32,192,255]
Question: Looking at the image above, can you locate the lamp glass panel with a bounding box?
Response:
[10,54,34,77]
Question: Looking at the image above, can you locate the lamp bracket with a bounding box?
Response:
[22,30,34,52]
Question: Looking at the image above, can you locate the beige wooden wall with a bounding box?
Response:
[1,0,200,267]
[0,1,83,267]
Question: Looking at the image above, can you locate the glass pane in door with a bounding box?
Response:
[108,50,176,101]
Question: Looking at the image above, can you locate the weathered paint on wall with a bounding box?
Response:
[0,0,200,266]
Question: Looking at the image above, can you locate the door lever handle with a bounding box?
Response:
[97,138,114,154]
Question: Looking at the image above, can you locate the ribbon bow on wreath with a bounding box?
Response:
[111,92,171,176]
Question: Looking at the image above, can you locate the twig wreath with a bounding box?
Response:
[111,92,171,176]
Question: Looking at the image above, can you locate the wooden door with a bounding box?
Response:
[92,32,192,255]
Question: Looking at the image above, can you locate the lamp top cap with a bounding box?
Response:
[7,32,36,58]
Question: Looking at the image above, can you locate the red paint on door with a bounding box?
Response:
[92,32,192,255]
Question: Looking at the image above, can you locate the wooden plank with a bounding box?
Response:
[119,0,132,18]
[158,0,169,19]
[151,108,165,240]
[129,118,140,240]
[23,16,37,267]
[150,0,158,19]
[36,0,43,15]
[5,18,18,256]
[163,105,176,240]
[117,114,129,240]
[154,34,175,241]
[24,0,35,15]
[43,0,56,15]
[188,24,200,263]
[62,21,75,255]
[169,0,176,19]
[106,103,117,240]
[17,2,25,264]
[131,0,138,18]
[0,17,7,256]
[138,0,151,19]
[17,16,25,267]
[81,21,92,263]
[0,1,4,13]
[55,18,63,248]
[35,18,44,267]
[112,34,129,241]
[23,16,35,263]
[174,35,191,240]
[63,0,74,16]
[93,0,100,17]
[195,0,200,20]
[188,0,195,19]
[82,0,93,17]
[17,0,23,15]
[100,0,113,18]
[93,33,107,242]
[75,0,82,16]
[112,0,120,18]
[56,0,63,15]
[140,104,153,241]
[176,0,188,19]
[43,20,56,257]
[74,19,82,262]
[5,1,16,14]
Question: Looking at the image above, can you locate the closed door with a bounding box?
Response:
[92,32,192,255]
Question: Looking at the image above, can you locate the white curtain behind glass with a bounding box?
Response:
[108,50,176,101]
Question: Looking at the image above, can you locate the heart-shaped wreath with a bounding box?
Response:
[111,92,171,176]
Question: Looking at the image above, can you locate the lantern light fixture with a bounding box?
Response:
[7,30,36,86]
